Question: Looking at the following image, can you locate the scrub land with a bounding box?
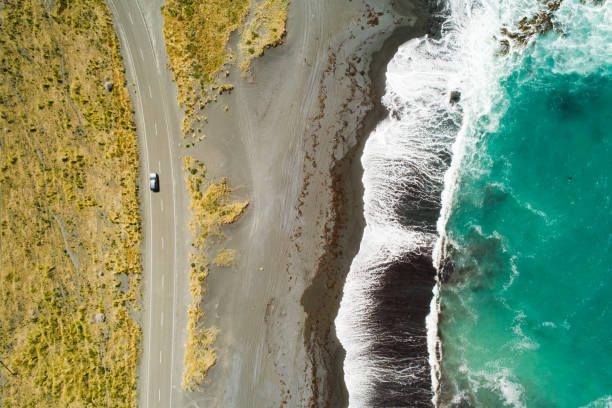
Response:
[0,0,141,406]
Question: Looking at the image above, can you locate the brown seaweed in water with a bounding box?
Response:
[496,0,563,55]
[497,0,605,56]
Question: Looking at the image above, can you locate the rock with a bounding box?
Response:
[94,313,106,323]
[449,90,461,104]
[104,81,114,92]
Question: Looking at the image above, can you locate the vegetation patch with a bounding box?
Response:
[162,0,289,147]
[240,0,290,71]
[214,248,237,267]
[181,157,248,391]
[0,0,142,407]
[161,0,249,115]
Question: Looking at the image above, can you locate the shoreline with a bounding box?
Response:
[300,1,435,406]
[152,0,436,406]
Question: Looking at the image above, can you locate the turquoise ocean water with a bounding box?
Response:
[436,0,612,406]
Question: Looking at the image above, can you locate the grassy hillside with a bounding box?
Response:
[0,0,142,406]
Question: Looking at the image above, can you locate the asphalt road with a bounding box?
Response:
[107,1,188,406]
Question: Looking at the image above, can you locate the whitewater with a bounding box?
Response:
[337,0,611,406]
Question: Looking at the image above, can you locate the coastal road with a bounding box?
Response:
[107,1,188,407]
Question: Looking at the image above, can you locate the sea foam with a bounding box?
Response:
[336,3,466,405]
[336,0,518,405]
[431,0,612,406]
[336,0,610,405]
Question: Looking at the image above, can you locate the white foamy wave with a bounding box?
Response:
[448,365,526,407]
[580,395,612,408]
[511,311,540,351]
[486,369,526,408]
[336,0,591,404]
[337,3,468,404]
[338,226,433,406]
[544,0,612,76]
[429,0,516,406]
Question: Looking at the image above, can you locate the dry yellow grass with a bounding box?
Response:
[240,0,290,71]
[182,250,218,392]
[162,0,289,146]
[161,0,249,114]
[162,0,250,389]
[181,157,248,391]
[214,248,237,267]
[161,0,288,391]
[0,0,142,406]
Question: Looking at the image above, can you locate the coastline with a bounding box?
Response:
[301,6,436,406]
[146,0,435,406]
[332,0,452,404]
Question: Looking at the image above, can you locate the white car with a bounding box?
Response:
[149,172,159,192]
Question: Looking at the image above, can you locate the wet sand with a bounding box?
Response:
[179,0,434,406]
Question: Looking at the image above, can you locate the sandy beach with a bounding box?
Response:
[165,0,433,406]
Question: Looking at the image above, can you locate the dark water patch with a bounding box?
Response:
[363,252,437,407]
